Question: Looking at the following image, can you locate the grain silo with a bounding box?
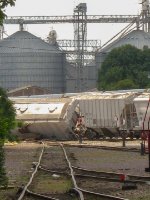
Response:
[65,62,97,93]
[0,31,66,93]
[96,29,150,71]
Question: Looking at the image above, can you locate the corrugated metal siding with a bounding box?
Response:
[0,31,65,93]
[134,94,150,130]
[78,98,125,128]
[65,63,97,93]
[75,92,135,128]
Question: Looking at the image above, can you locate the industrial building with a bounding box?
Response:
[0,29,149,95]
[0,30,66,94]
[0,1,150,94]
[0,30,97,94]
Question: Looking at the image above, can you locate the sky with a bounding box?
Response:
[4,0,141,44]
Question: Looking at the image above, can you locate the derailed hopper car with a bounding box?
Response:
[70,92,139,139]
[133,93,150,134]
[10,92,141,140]
[11,96,77,140]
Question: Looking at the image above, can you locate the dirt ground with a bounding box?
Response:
[0,142,41,200]
[0,140,150,200]
[66,143,150,200]
[62,139,142,148]
[66,146,148,175]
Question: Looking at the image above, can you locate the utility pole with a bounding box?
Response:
[142,96,150,172]
[145,116,150,172]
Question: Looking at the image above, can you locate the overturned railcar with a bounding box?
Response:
[11,96,77,140]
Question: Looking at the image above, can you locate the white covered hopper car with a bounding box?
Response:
[71,92,139,139]
[133,93,150,132]
[11,96,77,140]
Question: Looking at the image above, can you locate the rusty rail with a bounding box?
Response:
[17,142,45,200]
[80,188,129,200]
[60,143,129,200]
[60,143,84,200]
[72,166,150,183]
[26,189,59,200]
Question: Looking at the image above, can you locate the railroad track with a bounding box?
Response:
[27,139,143,154]
[16,142,75,200]
[53,143,150,199]
[44,140,141,153]
[63,143,140,153]
[40,163,150,184]
[72,166,150,183]
[16,142,131,200]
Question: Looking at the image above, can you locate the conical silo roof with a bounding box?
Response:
[0,30,61,53]
[100,30,150,53]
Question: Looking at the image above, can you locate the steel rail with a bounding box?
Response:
[21,142,147,199]
[39,166,69,175]
[26,189,59,200]
[60,143,130,200]
[17,142,45,200]
[63,143,140,152]
[79,188,129,200]
[75,173,133,182]
[128,174,150,181]
[39,165,147,185]
[60,143,84,200]
[72,166,150,182]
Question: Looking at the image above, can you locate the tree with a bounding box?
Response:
[112,79,137,90]
[0,0,16,25]
[0,88,16,139]
[0,88,16,186]
[0,1,16,187]
[98,45,150,90]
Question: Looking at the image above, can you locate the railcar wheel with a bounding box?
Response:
[85,129,97,140]
[120,131,128,139]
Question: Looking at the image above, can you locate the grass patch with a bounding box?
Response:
[85,194,104,200]
[0,188,17,200]
[30,171,73,194]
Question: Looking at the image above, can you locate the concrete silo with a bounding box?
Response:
[0,31,66,93]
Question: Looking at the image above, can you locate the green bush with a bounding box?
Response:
[16,120,24,128]
[98,45,150,90]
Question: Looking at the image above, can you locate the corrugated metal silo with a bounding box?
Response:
[96,29,150,70]
[0,31,66,93]
[65,62,97,93]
